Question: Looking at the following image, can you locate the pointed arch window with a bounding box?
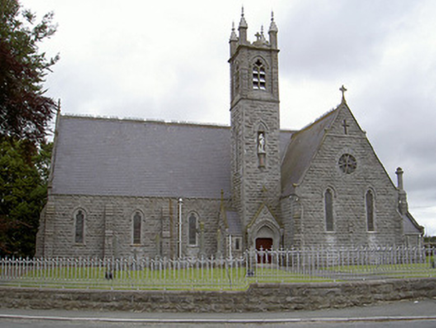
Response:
[74,209,85,244]
[253,59,266,90]
[325,189,334,231]
[366,190,375,231]
[133,211,142,244]
[188,213,198,246]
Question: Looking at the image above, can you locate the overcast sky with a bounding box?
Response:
[22,0,436,235]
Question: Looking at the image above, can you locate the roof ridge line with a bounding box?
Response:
[295,105,340,135]
[61,114,231,129]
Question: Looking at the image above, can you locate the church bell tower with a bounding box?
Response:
[229,10,281,233]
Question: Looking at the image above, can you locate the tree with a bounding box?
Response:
[0,0,59,144]
[0,139,52,257]
[0,0,57,257]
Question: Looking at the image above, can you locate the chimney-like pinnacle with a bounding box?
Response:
[239,7,248,29]
[269,11,278,32]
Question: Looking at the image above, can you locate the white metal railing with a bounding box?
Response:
[1,247,435,290]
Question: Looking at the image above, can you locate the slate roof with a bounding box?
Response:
[226,211,242,235]
[281,108,339,196]
[403,212,424,235]
[51,116,231,198]
[51,115,297,199]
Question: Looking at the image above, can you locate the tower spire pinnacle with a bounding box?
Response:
[230,21,238,41]
[269,11,278,32]
[239,6,248,28]
[268,11,278,48]
[238,6,248,44]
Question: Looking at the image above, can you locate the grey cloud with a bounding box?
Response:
[278,1,418,79]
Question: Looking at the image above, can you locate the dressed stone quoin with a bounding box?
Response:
[35,11,423,259]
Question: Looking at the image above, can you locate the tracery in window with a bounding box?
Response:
[133,211,142,244]
[252,59,266,90]
[366,191,375,232]
[188,213,198,246]
[338,153,357,174]
[75,210,85,244]
[325,189,334,231]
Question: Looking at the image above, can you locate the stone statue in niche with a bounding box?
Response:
[258,132,266,153]
[258,132,266,168]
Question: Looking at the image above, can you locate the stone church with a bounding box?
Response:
[35,12,423,259]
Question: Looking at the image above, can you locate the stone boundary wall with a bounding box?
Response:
[0,279,435,312]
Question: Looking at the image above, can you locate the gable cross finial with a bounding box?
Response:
[339,85,347,103]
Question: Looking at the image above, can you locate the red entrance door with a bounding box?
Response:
[256,238,273,263]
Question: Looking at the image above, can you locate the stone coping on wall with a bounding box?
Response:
[0,278,435,312]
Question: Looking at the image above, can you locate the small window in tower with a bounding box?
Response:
[253,59,266,90]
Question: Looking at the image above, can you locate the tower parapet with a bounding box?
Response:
[229,9,279,58]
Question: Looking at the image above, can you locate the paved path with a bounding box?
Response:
[0,298,435,327]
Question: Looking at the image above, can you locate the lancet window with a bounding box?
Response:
[366,190,375,231]
[325,189,334,231]
[133,211,142,244]
[74,209,85,244]
[188,213,198,246]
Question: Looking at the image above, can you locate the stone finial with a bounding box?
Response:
[340,85,347,103]
[260,25,267,43]
[269,11,278,32]
[238,7,248,45]
[239,6,248,29]
[268,11,278,49]
[230,21,238,41]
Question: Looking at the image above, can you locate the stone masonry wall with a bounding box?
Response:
[1,278,435,312]
[289,106,405,248]
[36,194,222,259]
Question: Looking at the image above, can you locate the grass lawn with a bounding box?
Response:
[1,265,333,290]
[2,261,435,290]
